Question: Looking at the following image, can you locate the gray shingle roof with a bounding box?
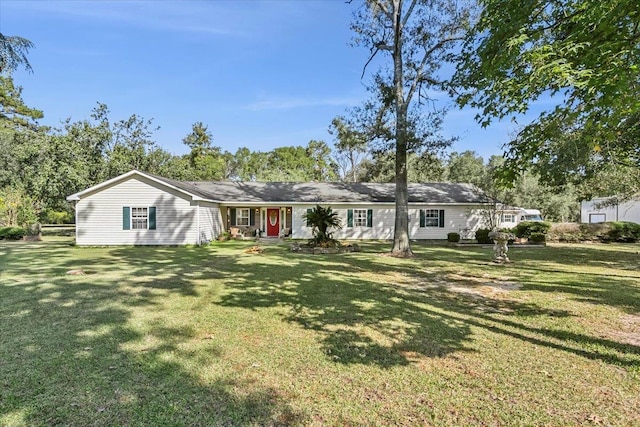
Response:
[148,174,487,204]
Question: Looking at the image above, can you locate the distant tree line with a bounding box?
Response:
[0,27,601,228]
[0,75,580,226]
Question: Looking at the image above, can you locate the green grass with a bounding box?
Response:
[1,238,639,426]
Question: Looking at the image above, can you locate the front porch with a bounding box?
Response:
[224,206,293,238]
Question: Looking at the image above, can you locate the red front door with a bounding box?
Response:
[266,208,280,237]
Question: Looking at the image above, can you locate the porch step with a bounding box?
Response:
[256,237,284,245]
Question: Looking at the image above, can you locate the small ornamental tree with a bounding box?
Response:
[303,205,342,247]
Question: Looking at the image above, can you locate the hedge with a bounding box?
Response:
[513,221,552,238]
[547,222,640,243]
[0,227,26,240]
[475,228,492,244]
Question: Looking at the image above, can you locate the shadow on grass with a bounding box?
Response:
[0,241,304,426]
[214,241,639,368]
[1,239,639,425]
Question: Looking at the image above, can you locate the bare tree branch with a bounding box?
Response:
[407,35,464,102]
[361,47,380,79]
[372,0,394,22]
[401,0,419,29]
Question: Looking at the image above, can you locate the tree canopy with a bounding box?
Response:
[454,0,640,196]
[0,33,34,75]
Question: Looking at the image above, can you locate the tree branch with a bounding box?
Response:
[372,0,394,22]
[407,35,464,101]
[361,47,381,79]
[401,0,419,29]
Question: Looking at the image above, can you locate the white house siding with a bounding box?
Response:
[198,202,223,243]
[581,199,640,224]
[291,204,485,240]
[75,176,199,245]
[410,206,484,239]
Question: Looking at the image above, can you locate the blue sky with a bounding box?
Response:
[2,0,539,159]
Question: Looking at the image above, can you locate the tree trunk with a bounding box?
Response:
[390,0,413,257]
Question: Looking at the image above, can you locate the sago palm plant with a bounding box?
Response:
[302,204,342,247]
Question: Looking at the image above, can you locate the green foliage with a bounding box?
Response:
[513,221,552,239]
[475,228,492,244]
[447,232,460,243]
[0,226,25,239]
[606,222,640,243]
[329,116,368,182]
[549,222,640,244]
[0,76,43,130]
[217,231,231,242]
[0,33,34,74]
[42,209,73,224]
[302,205,342,247]
[454,0,640,193]
[529,233,546,244]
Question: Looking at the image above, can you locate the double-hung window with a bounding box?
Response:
[123,206,156,230]
[423,209,439,227]
[131,207,148,229]
[501,214,516,223]
[419,209,445,228]
[353,209,368,227]
[347,208,373,227]
[236,208,250,226]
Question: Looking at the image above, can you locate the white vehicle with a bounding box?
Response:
[498,207,544,229]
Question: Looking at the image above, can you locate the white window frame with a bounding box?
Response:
[501,213,516,223]
[131,207,149,230]
[236,208,250,226]
[422,209,440,227]
[353,209,368,227]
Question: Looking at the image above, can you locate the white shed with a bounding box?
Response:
[580,197,640,224]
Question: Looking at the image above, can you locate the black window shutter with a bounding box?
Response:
[149,207,156,230]
[230,208,236,226]
[250,209,255,226]
[347,209,353,227]
[439,209,445,228]
[419,209,425,227]
[306,208,312,226]
[123,207,130,230]
[367,209,373,227]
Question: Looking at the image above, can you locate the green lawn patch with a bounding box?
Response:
[1,238,639,426]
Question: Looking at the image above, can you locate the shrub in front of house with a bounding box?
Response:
[529,232,546,244]
[578,223,611,242]
[0,227,26,240]
[606,221,640,243]
[548,222,582,242]
[447,232,460,243]
[475,228,492,244]
[513,221,552,239]
[217,231,231,241]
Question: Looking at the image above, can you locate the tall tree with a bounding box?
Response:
[445,151,486,187]
[0,33,34,75]
[183,122,213,167]
[350,0,472,256]
[359,150,445,183]
[305,140,338,181]
[329,116,368,182]
[454,0,640,197]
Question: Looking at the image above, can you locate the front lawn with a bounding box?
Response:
[1,238,639,426]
